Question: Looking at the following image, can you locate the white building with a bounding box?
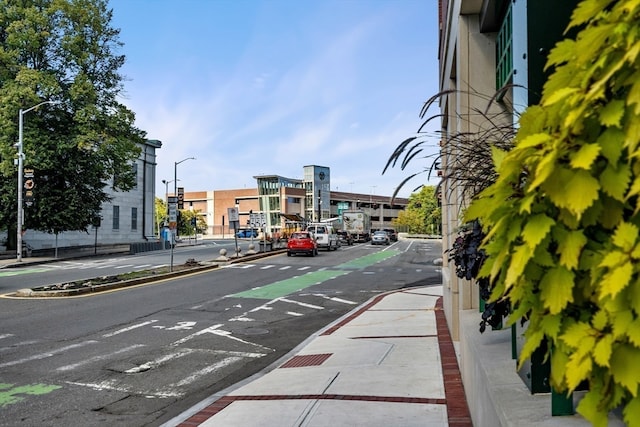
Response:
[23,139,161,251]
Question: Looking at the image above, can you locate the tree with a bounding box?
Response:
[465,1,640,424]
[154,196,167,236]
[0,0,145,246]
[393,185,441,234]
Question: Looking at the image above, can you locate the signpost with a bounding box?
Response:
[228,207,240,256]
[249,211,268,252]
[168,196,177,271]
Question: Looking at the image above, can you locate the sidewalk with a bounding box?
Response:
[163,285,472,427]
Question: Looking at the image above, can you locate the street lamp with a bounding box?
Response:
[174,157,196,201]
[161,179,175,204]
[16,100,58,262]
[169,157,195,271]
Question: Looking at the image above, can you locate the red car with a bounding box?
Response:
[287,231,318,257]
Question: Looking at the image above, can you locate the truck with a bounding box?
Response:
[341,210,370,242]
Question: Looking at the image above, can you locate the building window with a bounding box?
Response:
[496,3,513,90]
[131,207,138,230]
[113,206,120,230]
[132,163,138,189]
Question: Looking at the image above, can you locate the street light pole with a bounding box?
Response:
[170,157,195,271]
[161,179,174,205]
[16,100,57,262]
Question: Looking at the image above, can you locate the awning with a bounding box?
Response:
[280,213,307,222]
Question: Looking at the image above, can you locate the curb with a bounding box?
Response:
[9,249,288,298]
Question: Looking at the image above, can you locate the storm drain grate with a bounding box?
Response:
[280,353,332,368]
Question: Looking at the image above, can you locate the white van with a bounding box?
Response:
[305,223,339,251]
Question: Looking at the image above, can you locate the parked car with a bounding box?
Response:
[371,230,390,245]
[236,229,258,238]
[337,230,354,246]
[287,231,318,256]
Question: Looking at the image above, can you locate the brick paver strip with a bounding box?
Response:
[435,297,473,427]
[279,353,332,368]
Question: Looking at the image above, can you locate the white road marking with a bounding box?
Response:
[133,264,152,269]
[209,329,273,350]
[312,294,357,305]
[286,312,304,316]
[0,334,14,340]
[103,320,158,337]
[298,266,311,270]
[171,324,224,346]
[171,356,243,387]
[222,264,255,269]
[65,379,182,398]
[0,341,99,368]
[57,344,146,371]
[114,264,134,269]
[278,297,324,310]
[279,266,291,270]
[260,265,275,269]
[166,321,197,331]
[125,348,195,373]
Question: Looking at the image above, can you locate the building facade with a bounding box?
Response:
[439,1,581,425]
[182,165,409,237]
[22,139,161,250]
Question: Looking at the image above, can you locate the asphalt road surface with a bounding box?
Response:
[0,238,442,427]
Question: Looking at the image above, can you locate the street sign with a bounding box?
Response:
[249,212,266,227]
[168,196,178,229]
[24,168,35,206]
[227,207,239,222]
[177,187,184,209]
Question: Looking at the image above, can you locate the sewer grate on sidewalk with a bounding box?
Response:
[280,353,332,368]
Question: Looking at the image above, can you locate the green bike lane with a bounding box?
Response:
[233,249,400,300]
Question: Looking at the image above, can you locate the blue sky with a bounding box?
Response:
[108,0,441,199]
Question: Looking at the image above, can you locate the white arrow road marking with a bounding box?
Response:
[166,321,197,331]
[103,320,158,337]
[0,341,98,368]
[57,344,146,371]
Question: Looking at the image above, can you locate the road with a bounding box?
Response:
[0,238,442,427]
[0,238,262,292]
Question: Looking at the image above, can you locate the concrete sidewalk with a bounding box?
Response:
[164,285,472,427]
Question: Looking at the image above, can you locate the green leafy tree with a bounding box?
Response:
[178,209,206,236]
[154,197,167,235]
[0,0,144,247]
[393,185,441,234]
[465,1,640,424]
